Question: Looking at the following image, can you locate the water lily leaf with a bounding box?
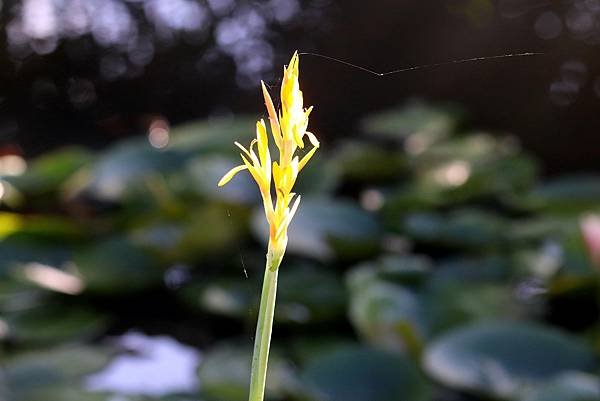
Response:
[345,255,432,352]
[347,279,425,353]
[4,147,93,195]
[425,282,520,335]
[333,142,407,184]
[361,101,459,143]
[5,345,111,401]
[168,117,255,154]
[424,321,596,399]
[188,278,256,319]
[251,197,381,260]
[372,254,433,285]
[293,156,340,196]
[174,205,247,261]
[7,386,109,401]
[520,372,600,401]
[277,265,346,323]
[0,235,71,277]
[402,209,507,249]
[303,346,431,401]
[74,237,163,293]
[198,345,298,401]
[516,175,600,214]
[6,305,108,345]
[187,265,345,324]
[185,155,260,204]
[74,138,187,202]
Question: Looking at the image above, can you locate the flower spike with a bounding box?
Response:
[218,51,319,259]
[218,53,319,401]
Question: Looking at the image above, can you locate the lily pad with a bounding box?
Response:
[402,209,507,249]
[361,101,459,143]
[517,175,600,214]
[333,142,407,184]
[520,372,600,401]
[197,345,298,401]
[424,321,596,398]
[74,237,163,293]
[251,197,381,260]
[4,345,111,401]
[188,265,346,324]
[347,279,425,353]
[76,139,187,202]
[6,305,108,345]
[168,117,255,154]
[4,147,93,195]
[303,346,431,401]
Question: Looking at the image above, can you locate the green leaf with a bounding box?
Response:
[74,237,163,293]
[347,279,425,353]
[6,305,108,345]
[75,139,187,202]
[277,265,346,323]
[5,345,111,401]
[424,321,596,398]
[516,175,600,214]
[346,255,432,352]
[4,147,93,195]
[361,101,460,143]
[251,197,381,260]
[303,346,431,401]
[197,345,298,401]
[332,142,407,184]
[520,372,600,401]
[187,265,345,324]
[168,117,255,154]
[402,209,507,249]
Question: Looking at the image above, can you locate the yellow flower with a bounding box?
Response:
[218,52,319,267]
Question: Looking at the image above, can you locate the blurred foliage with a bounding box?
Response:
[0,102,599,401]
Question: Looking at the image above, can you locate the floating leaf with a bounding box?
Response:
[520,372,600,401]
[252,197,381,260]
[333,142,407,184]
[6,305,108,345]
[74,237,163,293]
[516,175,600,214]
[4,345,111,401]
[424,321,596,398]
[303,346,431,401]
[347,279,425,353]
[361,101,459,143]
[188,265,345,324]
[4,147,93,195]
[198,345,297,401]
[402,209,507,249]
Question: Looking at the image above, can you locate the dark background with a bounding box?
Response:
[0,0,599,173]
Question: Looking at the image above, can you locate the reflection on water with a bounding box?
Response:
[85,331,201,396]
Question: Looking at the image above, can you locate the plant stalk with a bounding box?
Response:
[248,245,281,401]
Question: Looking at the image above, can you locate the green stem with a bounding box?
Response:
[248,247,281,401]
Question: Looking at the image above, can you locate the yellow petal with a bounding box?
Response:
[241,154,265,188]
[287,194,301,222]
[261,81,282,149]
[275,194,301,240]
[298,142,319,171]
[305,131,319,147]
[293,124,305,149]
[272,161,281,186]
[256,120,269,167]
[247,139,262,168]
[217,164,248,186]
[234,141,251,158]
